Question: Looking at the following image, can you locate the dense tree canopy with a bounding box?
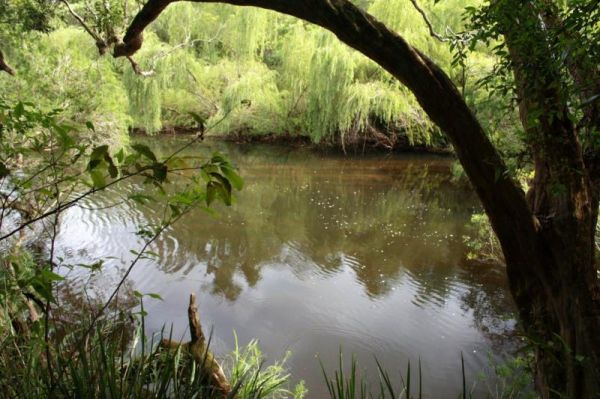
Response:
[1,0,599,397]
[1,0,522,152]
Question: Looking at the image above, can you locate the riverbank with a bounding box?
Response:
[131,126,453,155]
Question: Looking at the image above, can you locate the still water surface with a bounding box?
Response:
[57,138,519,398]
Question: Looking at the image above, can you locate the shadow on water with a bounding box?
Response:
[57,137,520,397]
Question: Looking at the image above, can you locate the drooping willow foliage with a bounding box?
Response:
[1,0,504,147]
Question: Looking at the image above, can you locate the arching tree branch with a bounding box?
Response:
[114,0,538,265]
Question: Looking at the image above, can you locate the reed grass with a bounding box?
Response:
[0,313,304,399]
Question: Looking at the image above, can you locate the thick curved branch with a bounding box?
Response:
[116,1,535,224]
[115,1,549,320]
[0,49,15,75]
[59,0,152,75]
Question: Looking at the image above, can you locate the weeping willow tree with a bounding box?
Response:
[128,0,494,147]
[0,26,131,145]
[4,0,505,148]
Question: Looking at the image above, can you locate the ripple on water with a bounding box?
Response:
[55,143,518,398]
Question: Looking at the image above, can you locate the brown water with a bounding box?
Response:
[56,137,520,398]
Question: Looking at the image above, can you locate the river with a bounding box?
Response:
[56,137,520,398]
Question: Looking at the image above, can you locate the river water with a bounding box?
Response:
[56,137,520,398]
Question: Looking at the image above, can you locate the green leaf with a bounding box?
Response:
[201,164,219,175]
[169,204,181,217]
[41,268,65,282]
[30,268,64,304]
[89,169,106,188]
[13,102,24,118]
[200,168,211,182]
[104,153,118,178]
[128,194,154,204]
[115,148,125,164]
[221,165,243,190]
[90,145,109,161]
[189,111,205,125]
[131,144,157,162]
[206,181,218,206]
[152,163,168,182]
[211,153,228,165]
[148,293,163,300]
[211,172,232,197]
[108,164,118,179]
[85,121,95,131]
[77,260,104,271]
[207,179,231,206]
[88,159,102,170]
[55,128,75,148]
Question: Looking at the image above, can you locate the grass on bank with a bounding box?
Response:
[0,304,535,399]
[0,310,306,399]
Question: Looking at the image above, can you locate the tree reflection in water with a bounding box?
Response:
[57,138,519,397]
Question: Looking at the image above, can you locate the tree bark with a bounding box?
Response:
[497,2,600,396]
[0,49,15,75]
[114,0,600,396]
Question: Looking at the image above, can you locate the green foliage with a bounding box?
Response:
[229,335,307,399]
[0,96,242,315]
[477,353,537,399]
[320,351,536,399]
[0,311,303,399]
[1,28,131,146]
[460,0,600,158]
[462,213,504,264]
[2,0,515,148]
[0,98,248,397]
[0,0,55,35]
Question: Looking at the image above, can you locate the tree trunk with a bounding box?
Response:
[497,2,600,396]
[113,0,600,396]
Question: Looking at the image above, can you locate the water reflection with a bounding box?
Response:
[148,144,475,299]
[57,138,518,397]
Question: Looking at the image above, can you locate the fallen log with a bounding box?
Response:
[159,293,232,397]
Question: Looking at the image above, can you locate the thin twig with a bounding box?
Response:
[0,169,150,243]
[163,108,233,164]
[127,29,224,77]
[0,110,230,243]
[44,132,63,388]
[59,0,105,45]
[409,0,448,42]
